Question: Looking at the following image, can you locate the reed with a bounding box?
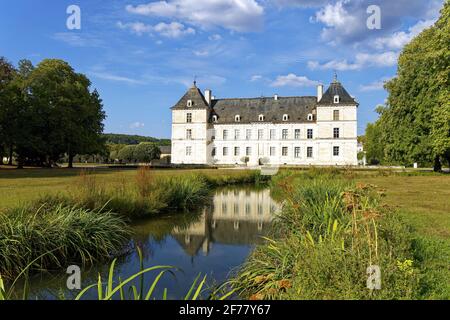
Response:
[0,204,130,280]
[232,172,437,300]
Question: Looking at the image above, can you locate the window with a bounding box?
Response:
[307,147,313,158]
[222,203,227,215]
[223,130,228,140]
[245,203,251,215]
[258,129,264,140]
[212,115,218,123]
[211,129,216,140]
[212,148,216,157]
[283,114,289,121]
[234,129,240,140]
[270,147,276,156]
[333,146,340,156]
[333,110,340,121]
[258,114,265,122]
[295,129,301,140]
[334,95,340,104]
[282,129,288,140]
[234,147,240,156]
[258,147,264,156]
[295,147,301,158]
[186,113,192,123]
[223,147,229,156]
[187,99,193,107]
[282,147,288,157]
[246,147,251,156]
[186,146,192,156]
[307,114,313,121]
[333,128,340,139]
[186,129,192,140]
[246,129,251,140]
[307,129,313,139]
[270,129,276,140]
[235,115,241,122]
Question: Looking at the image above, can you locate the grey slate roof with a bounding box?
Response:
[171,83,209,109]
[211,96,317,124]
[318,80,358,106]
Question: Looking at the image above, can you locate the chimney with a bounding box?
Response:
[274,94,278,101]
[317,84,324,102]
[205,89,212,105]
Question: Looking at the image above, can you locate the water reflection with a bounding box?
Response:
[22,186,279,300]
[172,188,279,257]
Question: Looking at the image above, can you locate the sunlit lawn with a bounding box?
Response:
[1,166,449,243]
[0,167,245,208]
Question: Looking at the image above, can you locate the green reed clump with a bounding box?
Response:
[232,174,444,300]
[0,204,130,280]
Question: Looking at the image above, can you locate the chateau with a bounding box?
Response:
[171,76,358,166]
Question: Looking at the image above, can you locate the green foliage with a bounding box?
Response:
[0,204,130,280]
[233,171,447,299]
[364,2,450,170]
[0,57,106,168]
[117,145,137,163]
[103,133,170,146]
[134,142,161,163]
[365,122,385,165]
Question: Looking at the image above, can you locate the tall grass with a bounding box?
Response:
[0,204,130,280]
[232,171,447,300]
[36,169,266,219]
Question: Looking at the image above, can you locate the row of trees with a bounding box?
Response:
[364,2,450,171]
[109,143,161,163]
[0,57,106,168]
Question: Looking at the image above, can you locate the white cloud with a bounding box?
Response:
[90,72,145,84]
[308,0,443,45]
[271,74,318,87]
[130,122,145,129]
[250,75,263,82]
[118,21,195,38]
[193,50,209,57]
[308,51,398,71]
[208,34,222,41]
[359,77,392,92]
[52,33,103,47]
[125,0,264,32]
[372,20,435,50]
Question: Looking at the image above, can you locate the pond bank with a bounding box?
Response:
[0,170,268,282]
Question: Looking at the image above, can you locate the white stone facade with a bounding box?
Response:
[171,82,358,166]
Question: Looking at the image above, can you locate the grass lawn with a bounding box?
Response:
[0,167,248,209]
[357,175,450,241]
[1,167,449,242]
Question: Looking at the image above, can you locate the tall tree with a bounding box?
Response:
[134,142,161,163]
[26,59,106,167]
[0,57,17,165]
[366,1,449,170]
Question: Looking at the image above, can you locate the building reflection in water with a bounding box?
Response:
[172,188,280,257]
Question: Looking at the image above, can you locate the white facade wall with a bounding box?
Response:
[171,100,358,166]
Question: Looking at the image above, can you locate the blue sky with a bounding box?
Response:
[0,0,444,138]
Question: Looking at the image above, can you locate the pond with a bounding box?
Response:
[21,186,280,300]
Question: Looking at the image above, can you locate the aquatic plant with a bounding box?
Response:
[0,204,130,280]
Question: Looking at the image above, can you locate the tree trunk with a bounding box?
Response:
[17,156,24,169]
[433,155,442,172]
[8,145,13,166]
[68,154,74,168]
